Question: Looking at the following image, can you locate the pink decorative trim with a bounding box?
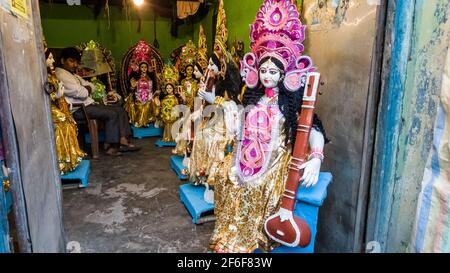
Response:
[236,100,282,183]
[240,53,259,88]
[283,56,314,91]
[250,0,306,72]
[136,77,153,103]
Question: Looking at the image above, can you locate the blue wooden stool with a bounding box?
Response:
[1,161,10,253]
[261,172,333,253]
[155,139,176,147]
[5,191,12,214]
[1,161,13,213]
[179,172,332,239]
[170,155,188,180]
[179,183,214,224]
[131,124,163,138]
[85,131,105,144]
[60,160,91,188]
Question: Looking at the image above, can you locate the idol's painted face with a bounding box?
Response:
[186,66,194,77]
[207,58,219,75]
[166,84,174,94]
[140,63,148,74]
[259,59,282,89]
[46,52,55,71]
[193,65,203,79]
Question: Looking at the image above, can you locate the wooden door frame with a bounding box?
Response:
[351,0,389,252]
[365,0,415,252]
[0,41,33,253]
[0,0,66,252]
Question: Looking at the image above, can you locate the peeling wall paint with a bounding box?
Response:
[369,0,450,252]
[303,0,381,252]
[389,0,450,253]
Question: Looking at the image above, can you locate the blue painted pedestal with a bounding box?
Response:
[1,161,10,253]
[179,183,214,224]
[1,161,12,214]
[170,155,188,180]
[131,124,163,138]
[155,139,176,147]
[85,131,105,144]
[180,170,332,252]
[5,191,12,214]
[60,160,91,188]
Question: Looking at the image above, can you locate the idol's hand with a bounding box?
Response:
[203,183,214,204]
[223,101,239,137]
[180,92,186,102]
[198,86,216,104]
[279,207,293,222]
[185,81,192,93]
[56,82,65,98]
[198,82,206,93]
[154,97,160,106]
[130,78,137,88]
[107,91,120,103]
[299,157,321,188]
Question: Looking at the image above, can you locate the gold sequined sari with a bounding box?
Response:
[160,94,179,142]
[209,101,291,253]
[51,94,86,175]
[124,93,159,127]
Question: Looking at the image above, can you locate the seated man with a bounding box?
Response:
[55,47,139,156]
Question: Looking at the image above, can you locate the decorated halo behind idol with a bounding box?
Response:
[119,40,164,98]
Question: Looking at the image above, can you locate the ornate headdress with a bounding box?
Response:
[129,40,153,74]
[162,64,179,94]
[179,40,197,74]
[197,24,208,73]
[231,37,245,66]
[240,0,314,91]
[213,0,232,77]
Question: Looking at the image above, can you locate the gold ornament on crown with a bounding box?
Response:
[197,24,208,73]
[162,64,180,94]
[180,40,197,75]
[231,36,245,68]
[213,0,230,78]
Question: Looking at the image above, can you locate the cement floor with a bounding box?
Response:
[62,137,214,253]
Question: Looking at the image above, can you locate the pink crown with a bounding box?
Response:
[129,40,152,74]
[240,0,314,92]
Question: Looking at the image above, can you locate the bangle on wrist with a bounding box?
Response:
[308,148,324,162]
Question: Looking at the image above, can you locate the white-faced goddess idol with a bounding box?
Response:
[207,0,327,253]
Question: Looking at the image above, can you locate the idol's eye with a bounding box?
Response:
[269,69,279,75]
[260,68,267,74]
